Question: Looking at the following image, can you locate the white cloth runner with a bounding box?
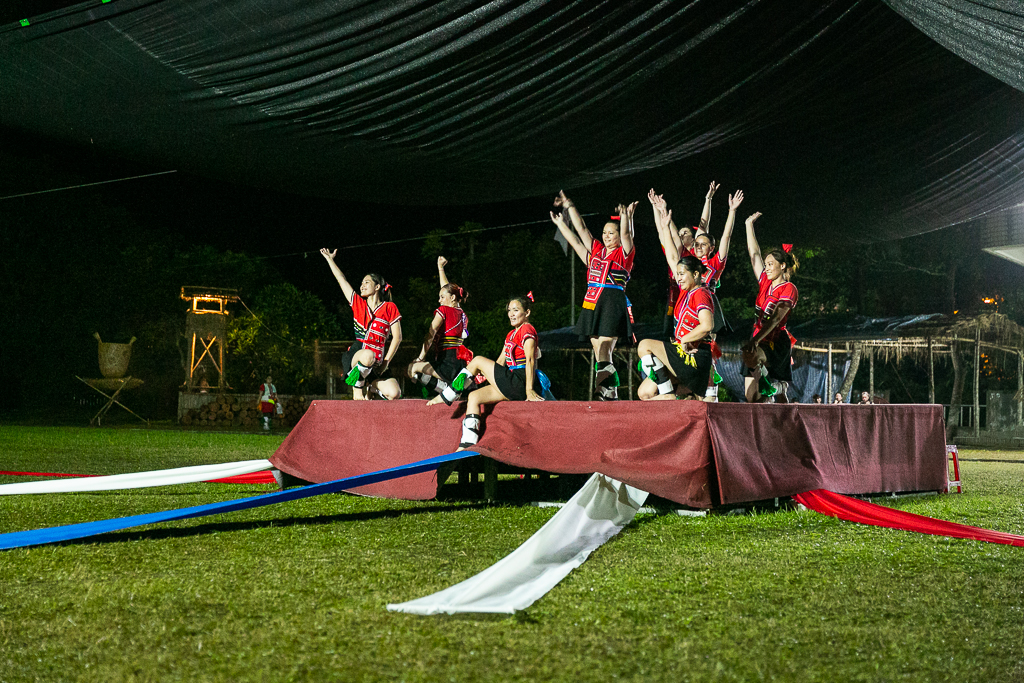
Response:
[0,460,273,495]
[388,473,648,615]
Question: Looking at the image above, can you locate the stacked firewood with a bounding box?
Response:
[180,396,310,429]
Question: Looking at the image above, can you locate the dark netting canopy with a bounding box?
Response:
[3,0,1023,241]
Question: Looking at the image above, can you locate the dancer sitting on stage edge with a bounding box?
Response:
[637,214,717,399]
[319,248,403,400]
[450,294,545,449]
[407,256,474,405]
[550,190,637,400]
[740,213,799,403]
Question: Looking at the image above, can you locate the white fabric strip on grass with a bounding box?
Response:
[387,473,648,615]
[0,460,273,495]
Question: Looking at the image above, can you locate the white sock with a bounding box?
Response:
[460,414,482,445]
[641,354,674,395]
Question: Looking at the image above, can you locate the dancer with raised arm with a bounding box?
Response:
[320,248,403,400]
[448,294,544,449]
[740,213,799,403]
[550,191,637,400]
[407,256,473,405]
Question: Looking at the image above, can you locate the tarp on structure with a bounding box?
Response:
[270,400,948,507]
[3,0,1024,241]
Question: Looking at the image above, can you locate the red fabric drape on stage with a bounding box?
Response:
[795,489,1024,547]
[271,400,715,507]
[705,404,947,504]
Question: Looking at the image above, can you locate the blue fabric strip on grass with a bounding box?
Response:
[0,451,475,551]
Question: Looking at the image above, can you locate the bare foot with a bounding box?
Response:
[425,395,444,406]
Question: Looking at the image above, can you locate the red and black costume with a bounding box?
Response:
[492,323,539,401]
[749,272,799,382]
[664,285,717,395]
[429,304,473,382]
[574,243,635,341]
[341,295,402,378]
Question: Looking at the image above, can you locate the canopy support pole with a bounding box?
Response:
[974,322,981,437]
[826,343,833,399]
[928,338,935,404]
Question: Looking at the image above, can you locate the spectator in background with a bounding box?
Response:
[832,392,844,404]
[812,394,823,404]
[858,391,873,405]
[257,375,277,432]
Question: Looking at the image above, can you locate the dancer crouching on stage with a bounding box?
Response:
[449,294,544,449]
[550,191,637,400]
[407,256,473,405]
[636,253,716,400]
[740,213,799,403]
[320,248,403,400]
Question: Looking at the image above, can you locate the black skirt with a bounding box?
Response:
[664,342,714,396]
[493,364,532,401]
[575,288,632,341]
[741,333,793,383]
[431,347,467,383]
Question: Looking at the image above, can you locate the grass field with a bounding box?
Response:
[1,426,1023,682]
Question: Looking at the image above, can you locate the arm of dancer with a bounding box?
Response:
[383,320,403,369]
[744,212,765,279]
[698,180,719,233]
[618,201,638,255]
[415,313,445,362]
[651,195,681,268]
[748,301,792,348]
[677,309,716,345]
[320,248,356,303]
[717,190,744,262]
[437,256,450,287]
[550,210,590,263]
[523,337,544,401]
[555,190,594,254]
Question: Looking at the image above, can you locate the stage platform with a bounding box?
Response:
[270,400,948,508]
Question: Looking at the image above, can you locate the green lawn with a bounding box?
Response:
[1,426,1023,682]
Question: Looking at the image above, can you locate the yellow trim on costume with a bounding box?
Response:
[582,302,596,310]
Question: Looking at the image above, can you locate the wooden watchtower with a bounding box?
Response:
[181,287,239,392]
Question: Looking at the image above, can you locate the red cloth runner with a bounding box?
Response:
[0,470,276,485]
[795,489,1024,547]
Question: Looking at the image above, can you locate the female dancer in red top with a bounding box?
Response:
[550,191,637,400]
[407,256,473,405]
[320,248,403,400]
[740,213,799,403]
[448,294,544,448]
[638,205,718,399]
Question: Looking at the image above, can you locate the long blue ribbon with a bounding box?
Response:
[0,450,476,551]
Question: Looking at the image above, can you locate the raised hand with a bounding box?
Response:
[706,181,720,200]
[550,210,569,227]
[437,255,448,269]
[320,248,337,260]
[728,190,744,211]
[745,211,762,227]
[622,200,639,220]
[554,190,573,209]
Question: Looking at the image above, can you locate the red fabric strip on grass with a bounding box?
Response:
[795,489,1024,547]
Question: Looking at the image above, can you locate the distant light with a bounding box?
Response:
[982,297,996,304]
[19,19,29,26]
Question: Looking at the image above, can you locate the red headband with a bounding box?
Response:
[457,286,464,298]
[526,291,534,302]
[610,215,620,220]
[384,282,392,291]
[782,244,793,253]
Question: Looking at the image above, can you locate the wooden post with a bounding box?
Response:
[588,349,595,398]
[1018,350,1023,427]
[974,322,981,437]
[928,337,935,404]
[628,349,635,400]
[569,349,575,400]
[570,257,576,326]
[826,343,833,399]
[869,346,875,399]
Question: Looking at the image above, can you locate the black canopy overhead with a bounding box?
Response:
[2,0,1023,242]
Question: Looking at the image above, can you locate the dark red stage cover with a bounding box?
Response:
[706,404,947,504]
[270,401,947,507]
[270,399,714,507]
